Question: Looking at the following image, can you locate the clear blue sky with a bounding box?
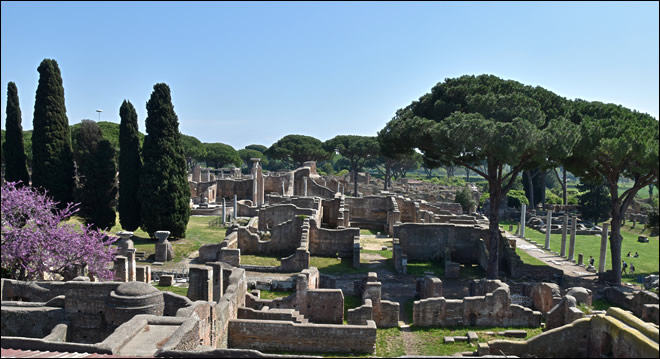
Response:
[1,1,658,150]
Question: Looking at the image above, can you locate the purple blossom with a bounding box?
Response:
[2,181,117,281]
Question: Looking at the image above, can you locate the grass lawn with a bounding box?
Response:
[409,326,543,356]
[311,256,373,275]
[241,255,281,267]
[67,215,227,263]
[343,294,362,324]
[258,289,293,299]
[515,248,548,266]
[154,284,188,297]
[406,262,485,279]
[360,228,380,235]
[519,221,658,285]
[375,327,406,357]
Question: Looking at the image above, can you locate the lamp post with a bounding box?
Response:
[96,109,103,121]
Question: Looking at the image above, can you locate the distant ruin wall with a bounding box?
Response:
[228,319,377,354]
[393,223,486,263]
[309,225,360,257]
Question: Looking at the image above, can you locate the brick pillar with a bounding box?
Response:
[126,248,136,281]
[188,266,213,302]
[114,256,128,282]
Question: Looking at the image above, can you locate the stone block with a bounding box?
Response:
[478,343,490,356]
[159,275,174,286]
[531,282,560,313]
[467,331,478,343]
[566,287,592,306]
[444,336,455,344]
[503,330,527,338]
[155,240,174,262]
[454,336,468,342]
[113,256,128,282]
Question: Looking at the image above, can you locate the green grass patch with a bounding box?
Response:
[362,249,393,259]
[375,327,406,357]
[154,284,188,297]
[241,255,281,267]
[343,294,362,324]
[460,264,486,279]
[410,326,543,356]
[67,215,227,263]
[311,256,372,275]
[515,248,548,267]
[407,260,444,277]
[521,221,658,285]
[258,289,293,299]
[360,228,380,235]
[578,298,614,314]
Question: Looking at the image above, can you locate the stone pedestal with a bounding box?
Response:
[155,231,173,262]
[577,253,584,266]
[598,223,609,273]
[115,231,134,257]
[560,214,568,257]
[114,256,128,282]
[188,266,213,302]
[136,266,151,283]
[159,274,174,286]
[126,249,136,281]
[544,210,552,249]
[568,216,577,261]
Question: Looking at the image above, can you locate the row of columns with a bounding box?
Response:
[519,208,610,273]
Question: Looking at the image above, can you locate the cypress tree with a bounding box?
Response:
[139,83,190,238]
[118,100,142,231]
[3,82,30,185]
[74,120,117,230]
[31,59,74,207]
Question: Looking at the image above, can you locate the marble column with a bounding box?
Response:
[568,216,577,261]
[560,214,568,257]
[598,223,609,273]
[544,210,553,249]
[520,203,527,238]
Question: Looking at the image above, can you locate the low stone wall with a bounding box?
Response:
[1,305,66,338]
[488,307,659,358]
[228,319,377,354]
[309,224,360,257]
[413,280,541,328]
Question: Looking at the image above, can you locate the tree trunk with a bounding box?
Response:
[540,171,546,209]
[486,163,500,279]
[609,182,623,285]
[466,168,470,183]
[353,165,359,197]
[384,163,390,191]
[526,170,535,209]
[562,167,567,206]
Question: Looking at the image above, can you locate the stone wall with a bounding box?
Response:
[228,319,377,354]
[345,196,390,231]
[216,178,253,202]
[487,307,659,358]
[308,222,360,258]
[413,280,541,328]
[393,223,487,264]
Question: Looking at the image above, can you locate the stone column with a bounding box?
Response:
[568,216,577,261]
[598,223,609,273]
[126,248,136,281]
[544,210,553,249]
[193,165,201,182]
[304,177,308,197]
[208,262,224,302]
[520,203,527,238]
[233,194,238,220]
[114,256,128,282]
[353,236,361,269]
[222,198,227,225]
[282,181,285,196]
[577,253,584,266]
[560,214,568,257]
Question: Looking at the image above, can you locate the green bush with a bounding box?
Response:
[336,169,349,177]
[507,190,530,209]
[545,189,562,204]
[454,187,476,213]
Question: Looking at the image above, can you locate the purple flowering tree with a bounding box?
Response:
[1,181,117,281]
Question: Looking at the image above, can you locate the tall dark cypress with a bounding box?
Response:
[74,120,117,230]
[31,59,74,207]
[3,82,30,185]
[138,84,190,238]
[118,100,142,231]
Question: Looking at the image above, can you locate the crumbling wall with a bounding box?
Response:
[345,196,390,231]
[393,223,486,264]
[258,204,316,232]
[227,319,377,354]
[488,308,659,358]
[308,222,360,258]
[413,280,541,328]
[216,179,253,202]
